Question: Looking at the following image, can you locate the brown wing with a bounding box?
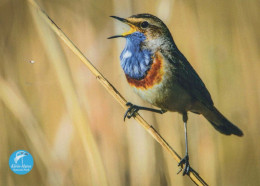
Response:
[162,49,214,108]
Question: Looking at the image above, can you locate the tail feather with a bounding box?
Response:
[202,106,243,136]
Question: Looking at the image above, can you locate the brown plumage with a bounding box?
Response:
[109,13,243,175]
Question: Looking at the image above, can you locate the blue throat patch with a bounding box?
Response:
[120,32,152,79]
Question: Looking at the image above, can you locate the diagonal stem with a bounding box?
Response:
[27,0,208,185]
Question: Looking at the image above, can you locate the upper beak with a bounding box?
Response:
[108,16,137,39]
[110,16,129,24]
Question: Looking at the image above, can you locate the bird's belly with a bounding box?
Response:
[133,78,193,112]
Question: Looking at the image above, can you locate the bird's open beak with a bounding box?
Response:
[108,16,137,39]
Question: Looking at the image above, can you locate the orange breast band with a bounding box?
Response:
[126,52,164,89]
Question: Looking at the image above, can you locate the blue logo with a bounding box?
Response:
[9,150,34,175]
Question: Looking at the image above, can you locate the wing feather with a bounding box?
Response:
[162,49,214,108]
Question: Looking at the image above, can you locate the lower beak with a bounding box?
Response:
[108,16,137,39]
[107,35,124,39]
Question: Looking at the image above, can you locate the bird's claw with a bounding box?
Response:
[124,102,139,121]
[177,155,190,176]
[160,109,167,114]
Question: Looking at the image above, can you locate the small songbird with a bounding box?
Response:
[108,13,243,175]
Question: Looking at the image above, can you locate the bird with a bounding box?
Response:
[108,13,243,175]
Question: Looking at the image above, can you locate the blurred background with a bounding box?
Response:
[1,0,259,185]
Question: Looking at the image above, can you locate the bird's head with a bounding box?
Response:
[108,14,174,51]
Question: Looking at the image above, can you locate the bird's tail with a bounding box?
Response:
[202,106,243,136]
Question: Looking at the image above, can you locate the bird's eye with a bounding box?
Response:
[140,21,149,28]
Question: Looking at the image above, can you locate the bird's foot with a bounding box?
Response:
[124,102,166,121]
[124,102,140,121]
[177,154,190,176]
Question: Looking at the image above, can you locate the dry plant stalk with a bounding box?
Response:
[27,0,208,185]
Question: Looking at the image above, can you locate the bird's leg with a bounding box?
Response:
[178,112,191,176]
[124,102,166,121]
